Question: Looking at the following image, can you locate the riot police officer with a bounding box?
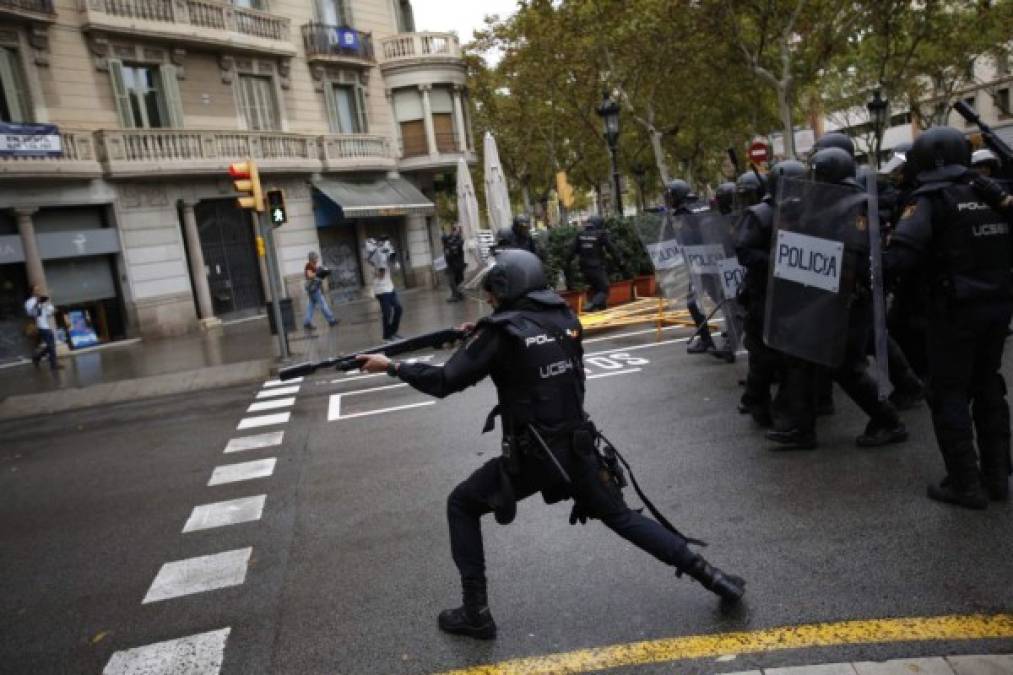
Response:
[972,148,1002,179]
[767,148,907,450]
[567,215,625,311]
[811,131,856,158]
[511,214,541,258]
[887,126,1013,508]
[667,179,717,354]
[442,225,467,302]
[714,182,736,215]
[735,161,804,426]
[357,249,746,639]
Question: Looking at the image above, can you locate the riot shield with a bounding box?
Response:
[632,211,690,302]
[763,177,869,368]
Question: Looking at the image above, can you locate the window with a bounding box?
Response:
[325,83,367,133]
[393,88,426,157]
[238,74,279,131]
[393,0,414,32]
[318,0,352,26]
[998,88,1011,119]
[108,60,183,129]
[0,47,30,123]
[430,87,457,153]
[233,0,266,9]
[961,96,977,126]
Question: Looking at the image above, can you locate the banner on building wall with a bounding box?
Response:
[0,123,62,157]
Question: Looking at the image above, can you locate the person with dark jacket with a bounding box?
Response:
[442,225,467,302]
[567,215,624,311]
[356,249,745,640]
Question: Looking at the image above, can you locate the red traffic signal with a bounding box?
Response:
[229,160,264,212]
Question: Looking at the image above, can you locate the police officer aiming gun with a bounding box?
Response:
[356,249,745,640]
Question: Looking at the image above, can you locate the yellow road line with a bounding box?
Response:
[439,613,1013,675]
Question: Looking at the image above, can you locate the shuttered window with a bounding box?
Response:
[324,82,367,134]
[238,74,280,131]
[400,120,427,157]
[318,0,352,26]
[430,87,457,152]
[0,47,30,123]
[108,60,183,129]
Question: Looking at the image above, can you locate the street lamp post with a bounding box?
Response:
[597,92,623,216]
[632,162,647,213]
[866,88,889,170]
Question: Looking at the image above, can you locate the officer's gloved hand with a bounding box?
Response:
[970,174,1013,219]
[568,502,589,526]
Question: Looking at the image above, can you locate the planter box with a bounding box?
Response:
[633,275,657,298]
[606,279,634,306]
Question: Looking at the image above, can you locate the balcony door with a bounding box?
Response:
[108,60,184,129]
[325,83,367,134]
[318,0,352,26]
[238,74,280,131]
[196,199,265,319]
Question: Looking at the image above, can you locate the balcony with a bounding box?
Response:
[0,129,102,180]
[302,23,374,66]
[378,32,462,69]
[0,0,55,22]
[320,134,394,172]
[80,0,294,57]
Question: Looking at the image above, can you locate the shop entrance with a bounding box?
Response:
[0,262,30,364]
[196,199,265,319]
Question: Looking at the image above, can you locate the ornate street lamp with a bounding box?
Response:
[866,88,889,170]
[597,92,623,216]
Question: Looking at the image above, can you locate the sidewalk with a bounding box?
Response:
[725,654,1013,674]
[0,287,485,420]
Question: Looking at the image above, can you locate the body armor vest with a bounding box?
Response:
[576,230,606,268]
[443,234,464,264]
[479,307,585,439]
[921,182,1013,302]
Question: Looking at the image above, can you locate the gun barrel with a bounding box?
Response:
[953,99,980,124]
[279,362,319,380]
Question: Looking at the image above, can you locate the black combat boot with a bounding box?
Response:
[687,335,715,354]
[438,579,497,640]
[856,420,908,447]
[927,443,987,510]
[765,427,817,450]
[683,556,746,603]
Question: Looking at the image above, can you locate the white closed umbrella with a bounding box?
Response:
[456,157,484,272]
[483,132,513,233]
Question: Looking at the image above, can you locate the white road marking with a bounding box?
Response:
[208,458,276,486]
[329,373,385,384]
[103,628,230,675]
[237,412,290,430]
[584,336,688,358]
[331,400,436,421]
[256,385,300,399]
[587,368,643,380]
[182,495,266,533]
[264,377,301,387]
[224,431,283,454]
[342,382,410,396]
[247,397,295,413]
[142,548,252,603]
[582,324,683,344]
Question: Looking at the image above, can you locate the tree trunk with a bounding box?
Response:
[777,83,796,159]
[521,182,533,216]
[650,128,671,188]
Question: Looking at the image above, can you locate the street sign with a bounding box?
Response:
[748,141,769,165]
[266,189,287,226]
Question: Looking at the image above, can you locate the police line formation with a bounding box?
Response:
[287,122,1013,642]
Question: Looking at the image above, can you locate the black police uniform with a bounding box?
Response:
[671,203,716,349]
[888,171,1013,506]
[442,232,466,301]
[734,200,783,424]
[512,227,540,258]
[391,274,743,638]
[568,223,623,311]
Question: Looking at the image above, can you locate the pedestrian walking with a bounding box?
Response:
[303,251,338,331]
[366,237,403,341]
[25,286,63,370]
[442,225,467,303]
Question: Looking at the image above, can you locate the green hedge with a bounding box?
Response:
[539,216,656,290]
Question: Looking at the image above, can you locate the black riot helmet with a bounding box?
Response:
[812,132,856,158]
[909,126,971,183]
[493,227,515,249]
[880,142,912,180]
[482,248,548,305]
[971,148,1001,177]
[512,214,531,232]
[734,171,766,208]
[767,160,806,202]
[666,179,694,209]
[809,147,857,184]
[714,182,736,214]
[586,215,605,229]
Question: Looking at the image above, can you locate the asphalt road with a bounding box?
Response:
[2,324,1012,674]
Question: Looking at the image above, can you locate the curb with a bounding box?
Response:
[0,358,273,421]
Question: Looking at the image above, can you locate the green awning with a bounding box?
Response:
[313,176,435,219]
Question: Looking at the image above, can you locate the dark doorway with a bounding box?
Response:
[196,199,265,319]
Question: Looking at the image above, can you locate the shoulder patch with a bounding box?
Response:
[901,203,917,220]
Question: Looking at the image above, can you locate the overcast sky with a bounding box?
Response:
[410,0,518,49]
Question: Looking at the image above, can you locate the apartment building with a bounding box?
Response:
[0,0,475,361]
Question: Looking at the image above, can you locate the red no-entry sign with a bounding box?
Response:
[748,141,769,164]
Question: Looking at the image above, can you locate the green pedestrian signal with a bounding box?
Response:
[266,189,287,226]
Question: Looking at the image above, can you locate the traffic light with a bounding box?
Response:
[266,189,287,226]
[228,160,264,212]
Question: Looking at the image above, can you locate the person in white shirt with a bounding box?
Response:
[365,237,403,341]
[24,286,62,370]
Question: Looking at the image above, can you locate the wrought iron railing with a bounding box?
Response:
[302,23,374,62]
[0,0,55,14]
[85,0,289,41]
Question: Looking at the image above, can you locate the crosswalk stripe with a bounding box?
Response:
[208,459,276,486]
[237,412,290,430]
[247,397,295,413]
[183,495,266,533]
[143,548,251,604]
[256,385,300,399]
[224,431,284,454]
[264,377,301,387]
[103,628,230,675]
